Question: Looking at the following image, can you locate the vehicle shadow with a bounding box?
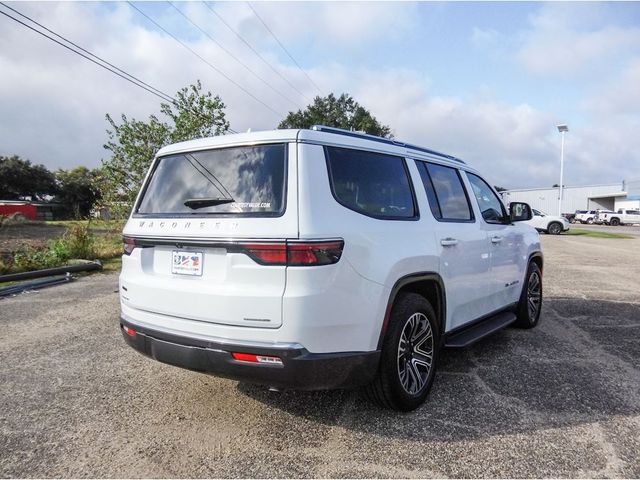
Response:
[236,297,640,443]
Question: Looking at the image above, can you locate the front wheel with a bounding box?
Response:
[363,293,440,411]
[514,262,543,328]
[547,222,563,235]
[586,217,594,224]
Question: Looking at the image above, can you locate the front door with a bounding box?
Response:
[464,172,526,311]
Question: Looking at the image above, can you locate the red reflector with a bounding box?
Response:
[231,352,283,365]
[122,325,135,337]
[231,352,258,362]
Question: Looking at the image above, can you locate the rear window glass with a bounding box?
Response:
[325,146,416,219]
[136,144,287,216]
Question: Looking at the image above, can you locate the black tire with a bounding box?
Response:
[569,218,576,224]
[514,262,542,328]
[610,217,621,226]
[586,217,594,224]
[547,222,562,235]
[363,293,440,411]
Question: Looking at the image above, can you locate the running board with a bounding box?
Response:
[444,311,517,348]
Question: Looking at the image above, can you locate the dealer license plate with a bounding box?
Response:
[171,250,203,276]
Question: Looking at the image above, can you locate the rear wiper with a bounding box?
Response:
[184,197,235,209]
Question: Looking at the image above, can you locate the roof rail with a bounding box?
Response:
[310,125,465,164]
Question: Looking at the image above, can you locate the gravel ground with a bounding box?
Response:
[1,235,639,478]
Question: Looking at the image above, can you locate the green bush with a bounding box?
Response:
[13,245,64,271]
[63,224,95,259]
[1,221,123,275]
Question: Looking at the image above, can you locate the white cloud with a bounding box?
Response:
[0,1,638,191]
[516,3,640,77]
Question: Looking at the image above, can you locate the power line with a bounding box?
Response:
[246,2,322,95]
[201,1,311,105]
[0,2,174,103]
[127,1,284,118]
[168,1,302,110]
[0,3,239,135]
[0,6,175,103]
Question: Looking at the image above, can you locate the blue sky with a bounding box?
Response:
[1,1,639,189]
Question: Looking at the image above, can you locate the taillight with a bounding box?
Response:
[123,236,136,255]
[241,240,344,266]
[287,241,344,266]
[242,243,287,265]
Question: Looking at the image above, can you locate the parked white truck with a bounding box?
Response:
[600,209,640,226]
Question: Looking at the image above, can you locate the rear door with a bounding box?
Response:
[120,142,297,329]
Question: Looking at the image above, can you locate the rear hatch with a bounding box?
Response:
[121,142,297,329]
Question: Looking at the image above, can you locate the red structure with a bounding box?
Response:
[0,203,38,220]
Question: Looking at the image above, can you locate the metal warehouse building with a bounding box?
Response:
[501,181,640,215]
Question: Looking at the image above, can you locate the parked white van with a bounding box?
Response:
[120,126,543,411]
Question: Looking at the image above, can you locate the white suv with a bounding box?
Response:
[525,209,570,235]
[120,126,543,411]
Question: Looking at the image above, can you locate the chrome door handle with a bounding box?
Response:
[491,236,503,244]
[440,238,459,247]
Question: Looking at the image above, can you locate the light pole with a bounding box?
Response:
[557,124,569,216]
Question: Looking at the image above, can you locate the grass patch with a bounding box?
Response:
[566,229,634,239]
[0,220,123,276]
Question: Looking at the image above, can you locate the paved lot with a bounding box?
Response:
[1,235,639,478]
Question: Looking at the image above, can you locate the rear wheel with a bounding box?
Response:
[364,293,440,411]
[547,222,562,235]
[586,217,594,224]
[514,262,542,328]
[610,217,621,226]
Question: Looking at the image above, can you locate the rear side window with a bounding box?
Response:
[417,162,473,221]
[325,147,416,219]
[136,144,287,216]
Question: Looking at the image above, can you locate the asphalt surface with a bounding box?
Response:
[1,234,639,478]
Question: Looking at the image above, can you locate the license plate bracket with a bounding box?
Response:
[171,250,204,276]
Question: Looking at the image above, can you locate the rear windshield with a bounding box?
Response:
[136,144,287,216]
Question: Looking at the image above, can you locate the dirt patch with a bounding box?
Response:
[0,222,68,255]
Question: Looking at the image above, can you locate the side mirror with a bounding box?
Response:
[510,202,532,222]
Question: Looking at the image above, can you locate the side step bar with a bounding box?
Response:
[444,311,517,348]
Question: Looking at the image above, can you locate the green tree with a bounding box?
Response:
[278,93,392,137]
[98,81,230,217]
[55,167,101,219]
[0,155,57,201]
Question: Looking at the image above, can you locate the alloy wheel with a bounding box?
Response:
[527,271,542,320]
[397,312,433,395]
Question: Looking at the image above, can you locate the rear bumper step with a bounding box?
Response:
[120,317,380,390]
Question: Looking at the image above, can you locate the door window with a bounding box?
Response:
[466,173,507,224]
[417,162,473,221]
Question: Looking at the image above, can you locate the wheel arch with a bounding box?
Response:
[377,272,446,350]
[529,251,544,275]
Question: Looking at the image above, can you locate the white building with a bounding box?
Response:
[502,181,640,215]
